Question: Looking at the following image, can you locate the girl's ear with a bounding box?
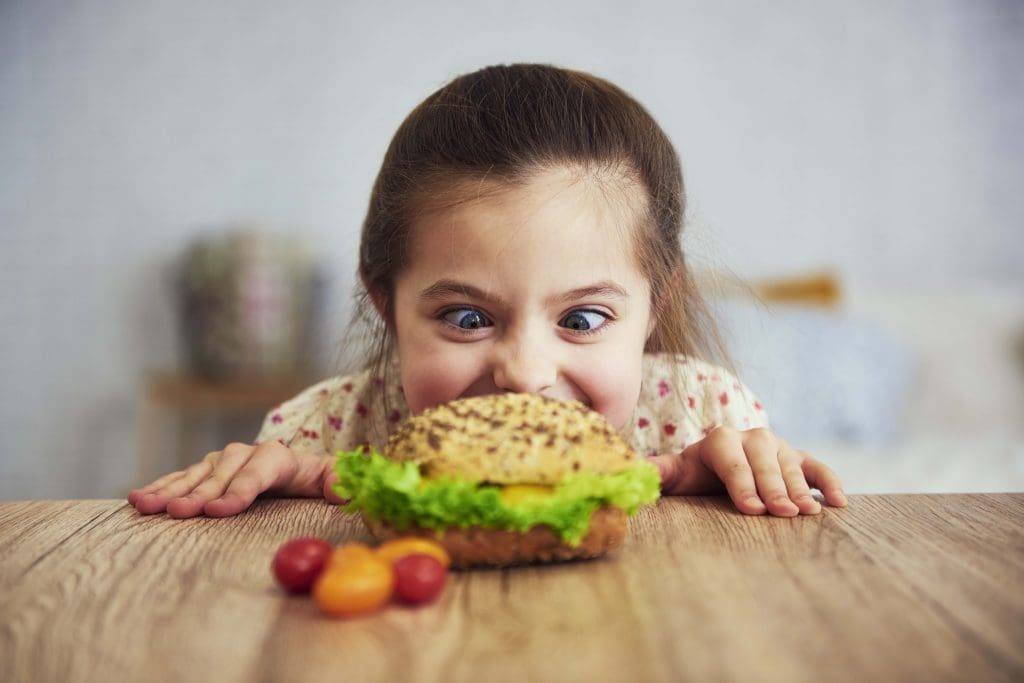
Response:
[359,269,390,320]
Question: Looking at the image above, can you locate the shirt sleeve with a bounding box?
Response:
[254,368,411,457]
[628,353,770,457]
[255,377,339,457]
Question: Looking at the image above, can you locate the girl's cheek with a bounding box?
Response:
[400,354,476,415]
[571,362,643,432]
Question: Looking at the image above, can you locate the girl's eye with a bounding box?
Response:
[442,308,492,330]
[559,310,609,332]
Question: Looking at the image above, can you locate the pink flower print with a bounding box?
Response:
[328,415,343,431]
[719,392,729,406]
[754,401,763,411]
[356,403,368,418]
[663,423,677,436]
[300,428,319,440]
[388,410,402,423]
[342,382,354,393]
[657,379,671,397]
[637,417,650,429]
[372,377,384,387]
[687,396,696,409]
[271,413,283,425]
[697,373,707,382]
[319,388,329,396]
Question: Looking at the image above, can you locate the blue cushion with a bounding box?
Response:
[713,300,914,445]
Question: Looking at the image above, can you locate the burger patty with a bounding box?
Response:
[363,506,628,568]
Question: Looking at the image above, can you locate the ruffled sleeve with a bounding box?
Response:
[627,353,770,457]
[254,369,410,457]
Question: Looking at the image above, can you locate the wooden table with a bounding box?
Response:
[1,495,1021,682]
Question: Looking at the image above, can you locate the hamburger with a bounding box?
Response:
[333,393,661,567]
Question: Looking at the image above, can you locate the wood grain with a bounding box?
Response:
[1,495,1021,683]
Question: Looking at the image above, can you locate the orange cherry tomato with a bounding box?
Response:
[375,537,451,568]
[313,555,395,618]
[328,542,375,568]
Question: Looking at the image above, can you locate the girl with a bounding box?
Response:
[129,64,846,520]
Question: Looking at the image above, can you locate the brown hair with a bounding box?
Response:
[348,63,729,435]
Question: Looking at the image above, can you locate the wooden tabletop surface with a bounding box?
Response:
[1,494,1021,683]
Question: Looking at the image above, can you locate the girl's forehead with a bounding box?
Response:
[410,166,645,261]
[403,167,651,295]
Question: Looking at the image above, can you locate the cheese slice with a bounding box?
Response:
[499,484,554,505]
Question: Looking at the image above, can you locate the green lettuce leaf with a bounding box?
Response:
[333,447,661,545]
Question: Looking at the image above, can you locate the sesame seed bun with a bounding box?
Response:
[383,393,638,485]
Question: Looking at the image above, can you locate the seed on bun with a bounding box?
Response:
[334,393,661,568]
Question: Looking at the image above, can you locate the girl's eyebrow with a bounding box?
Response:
[420,279,507,306]
[548,282,629,305]
[419,279,629,306]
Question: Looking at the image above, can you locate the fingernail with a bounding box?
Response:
[745,496,765,509]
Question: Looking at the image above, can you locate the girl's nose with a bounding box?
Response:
[492,340,557,394]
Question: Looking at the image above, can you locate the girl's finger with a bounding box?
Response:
[133,468,187,496]
[133,462,213,515]
[803,457,848,507]
[779,449,822,515]
[323,469,346,504]
[700,426,766,515]
[128,465,197,505]
[129,478,174,507]
[648,448,721,496]
[203,442,300,518]
[741,429,799,517]
[166,443,256,518]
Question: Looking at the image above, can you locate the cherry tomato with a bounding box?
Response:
[392,553,448,605]
[272,537,332,594]
[313,555,395,617]
[329,542,375,568]
[375,537,451,568]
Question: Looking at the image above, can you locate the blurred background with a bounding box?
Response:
[1,0,1021,501]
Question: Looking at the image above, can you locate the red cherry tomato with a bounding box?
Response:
[392,553,448,605]
[272,537,332,593]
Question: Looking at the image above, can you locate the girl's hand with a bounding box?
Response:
[127,441,343,518]
[648,426,847,516]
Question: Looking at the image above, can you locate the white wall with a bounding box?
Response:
[1,0,1021,500]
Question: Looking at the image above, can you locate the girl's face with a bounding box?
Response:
[390,166,654,432]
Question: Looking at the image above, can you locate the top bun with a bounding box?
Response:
[383,393,638,485]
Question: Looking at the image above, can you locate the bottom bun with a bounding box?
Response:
[363,506,628,568]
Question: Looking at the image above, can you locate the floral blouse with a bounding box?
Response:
[255,353,769,458]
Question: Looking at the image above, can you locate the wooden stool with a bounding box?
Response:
[135,373,314,487]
